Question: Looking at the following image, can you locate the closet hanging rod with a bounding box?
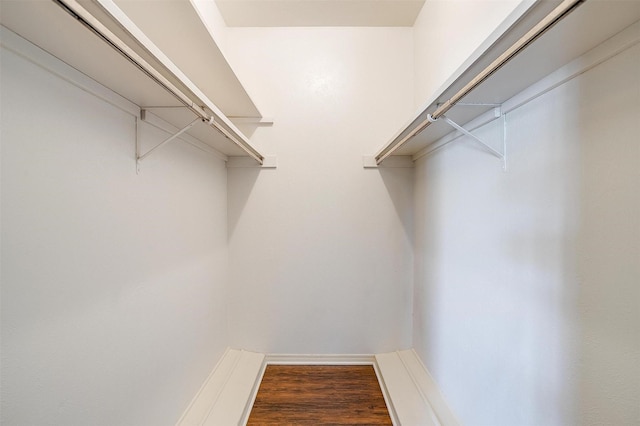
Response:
[375,0,585,165]
[53,0,264,165]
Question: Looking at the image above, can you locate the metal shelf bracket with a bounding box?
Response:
[136,109,202,173]
[427,107,507,170]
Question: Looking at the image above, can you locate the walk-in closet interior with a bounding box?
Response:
[1,0,639,424]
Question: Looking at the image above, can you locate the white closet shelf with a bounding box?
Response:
[0,0,265,163]
[374,0,640,164]
[111,0,262,120]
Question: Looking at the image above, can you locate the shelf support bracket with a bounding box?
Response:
[427,112,507,170]
[136,109,201,173]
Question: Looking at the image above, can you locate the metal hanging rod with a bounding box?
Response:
[54,0,264,165]
[375,0,586,165]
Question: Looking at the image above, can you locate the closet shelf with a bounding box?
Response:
[375,0,640,165]
[0,0,265,163]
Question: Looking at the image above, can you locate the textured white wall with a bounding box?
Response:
[413,0,521,107]
[224,28,415,354]
[413,43,640,425]
[0,44,229,425]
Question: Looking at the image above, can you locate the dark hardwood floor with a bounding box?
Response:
[247,365,392,425]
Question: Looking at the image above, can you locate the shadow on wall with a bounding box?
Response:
[572,43,640,426]
[412,44,640,425]
[377,166,415,247]
[227,167,261,239]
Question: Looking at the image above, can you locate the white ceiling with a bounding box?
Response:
[215,0,426,27]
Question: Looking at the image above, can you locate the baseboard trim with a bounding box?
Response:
[175,347,231,426]
[265,353,375,365]
[375,350,460,426]
[238,357,268,425]
[372,357,401,426]
[176,348,265,426]
[401,350,460,426]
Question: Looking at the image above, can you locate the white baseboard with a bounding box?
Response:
[265,353,375,364]
[400,350,460,426]
[176,348,265,426]
[372,357,401,425]
[238,360,268,426]
[375,350,460,426]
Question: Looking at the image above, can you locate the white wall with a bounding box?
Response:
[413,42,640,425]
[224,28,415,354]
[0,41,229,425]
[413,0,521,107]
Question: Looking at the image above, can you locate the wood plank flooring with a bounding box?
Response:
[247,365,392,425]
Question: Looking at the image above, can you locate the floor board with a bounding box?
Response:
[247,365,392,425]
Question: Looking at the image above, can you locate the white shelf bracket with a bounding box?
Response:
[136,109,201,173]
[428,109,507,170]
